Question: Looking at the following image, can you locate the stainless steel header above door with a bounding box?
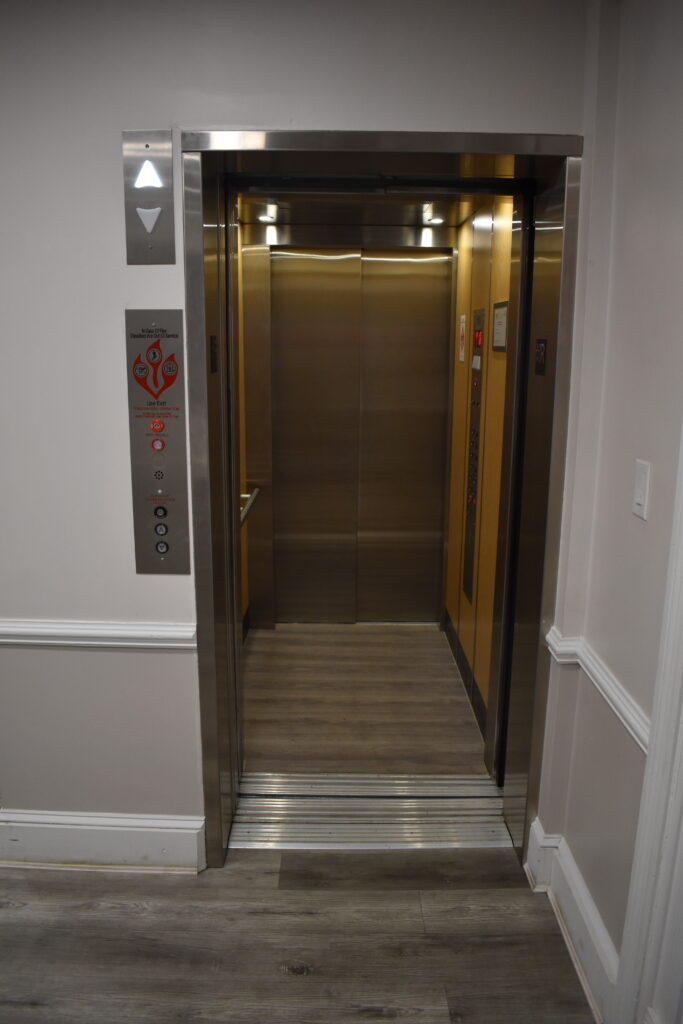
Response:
[181,130,582,157]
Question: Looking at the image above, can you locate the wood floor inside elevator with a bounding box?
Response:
[241,624,486,776]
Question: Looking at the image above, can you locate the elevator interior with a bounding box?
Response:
[186,140,578,865]
[240,209,453,626]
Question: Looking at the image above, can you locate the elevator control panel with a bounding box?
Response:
[125,309,190,574]
[463,307,485,602]
[122,130,175,266]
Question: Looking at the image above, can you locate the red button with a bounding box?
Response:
[150,418,165,433]
[151,438,165,451]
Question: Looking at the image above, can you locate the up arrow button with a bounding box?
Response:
[134,159,163,188]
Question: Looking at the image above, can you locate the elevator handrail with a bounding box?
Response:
[240,487,261,525]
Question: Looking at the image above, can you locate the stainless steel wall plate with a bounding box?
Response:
[122,130,175,265]
[125,309,190,573]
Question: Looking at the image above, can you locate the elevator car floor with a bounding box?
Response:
[0,852,594,1023]
[242,624,485,775]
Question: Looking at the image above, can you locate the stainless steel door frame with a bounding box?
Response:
[184,152,242,867]
[182,134,582,867]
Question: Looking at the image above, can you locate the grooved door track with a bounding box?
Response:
[231,772,509,849]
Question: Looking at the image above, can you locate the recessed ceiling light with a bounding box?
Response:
[259,203,278,223]
[422,203,444,226]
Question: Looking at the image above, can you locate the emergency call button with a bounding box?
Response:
[150,418,165,433]
[151,437,165,451]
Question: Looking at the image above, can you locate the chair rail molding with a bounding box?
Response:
[545,626,650,754]
[0,619,197,650]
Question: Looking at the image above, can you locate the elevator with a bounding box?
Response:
[182,134,581,867]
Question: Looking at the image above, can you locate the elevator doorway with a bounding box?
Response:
[237,222,479,781]
[182,135,581,866]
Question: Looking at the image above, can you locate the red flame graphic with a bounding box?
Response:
[132,340,178,399]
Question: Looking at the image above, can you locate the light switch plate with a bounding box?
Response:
[633,459,651,520]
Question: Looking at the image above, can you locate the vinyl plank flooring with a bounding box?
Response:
[420,888,565,935]
[0,849,593,1024]
[278,850,528,890]
[242,624,485,774]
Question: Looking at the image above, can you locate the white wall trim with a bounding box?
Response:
[0,619,197,650]
[614,417,683,1023]
[546,626,650,754]
[0,808,206,872]
[525,816,562,890]
[526,817,618,1024]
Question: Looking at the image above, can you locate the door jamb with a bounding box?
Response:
[181,132,582,867]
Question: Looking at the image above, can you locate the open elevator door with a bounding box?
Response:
[183,140,581,867]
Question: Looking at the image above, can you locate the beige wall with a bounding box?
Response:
[0,0,590,824]
[536,0,683,1002]
[0,647,204,815]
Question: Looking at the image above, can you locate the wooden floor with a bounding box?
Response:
[241,624,486,774]
[0,850,594,1023]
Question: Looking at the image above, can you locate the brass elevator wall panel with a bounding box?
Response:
[445,203,474,630]
[357,252,452,622]
[457,200,494,668]
[473,197,513,704]
[271,249,361,622]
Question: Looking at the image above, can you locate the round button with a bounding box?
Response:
[154,522,168,536]
[154,506,168,518]
[151,438,165,451]
[150,418,165,433]
[156,541,169,555]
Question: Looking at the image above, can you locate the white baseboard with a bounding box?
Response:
[525,817,618,1024]
[525,816,562,890]
[0,809,206,872]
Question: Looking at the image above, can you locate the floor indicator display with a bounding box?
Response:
[125,309,190,574]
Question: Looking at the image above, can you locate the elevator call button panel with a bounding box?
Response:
[125,309,190,574]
